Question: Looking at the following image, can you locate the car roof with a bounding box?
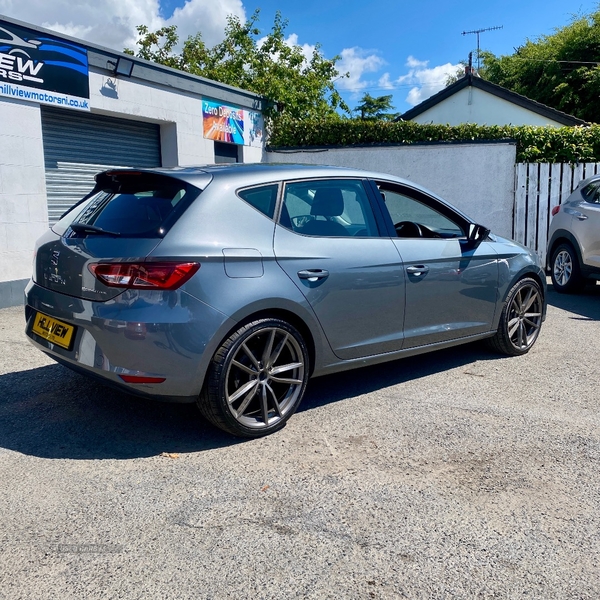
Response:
[100,162,423,190]
[98,163,472,221]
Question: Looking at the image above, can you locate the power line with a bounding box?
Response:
[335,79,454,93]
[510,57,600,65]
[334,56,600,96]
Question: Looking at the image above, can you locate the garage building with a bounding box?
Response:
[0,15,266,307]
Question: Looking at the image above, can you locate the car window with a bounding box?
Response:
[280,179,379,237]
[379,188,464,238]
[56,173,200,238]
[582,182,600,204]
[238,184,278,218]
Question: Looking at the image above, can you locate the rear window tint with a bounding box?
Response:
[238,184,278,218]
[55,173,200,238]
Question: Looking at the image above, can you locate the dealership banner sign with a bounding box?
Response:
[202,99,264,147]
[0,20,90,110]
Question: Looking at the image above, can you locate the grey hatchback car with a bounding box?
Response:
[25,164,546,437]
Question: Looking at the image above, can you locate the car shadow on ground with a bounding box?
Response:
[300,343,501,412]
[546,281,600,321]
[0,342,502,461]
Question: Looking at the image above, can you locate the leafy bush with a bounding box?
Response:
[268,118,600,163]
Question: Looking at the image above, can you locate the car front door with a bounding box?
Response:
[273,178,405,360]
[374,181,499,349]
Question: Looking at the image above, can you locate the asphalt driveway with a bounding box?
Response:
[0,283,599,599]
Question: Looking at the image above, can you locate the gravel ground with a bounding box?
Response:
[0,282,599,599]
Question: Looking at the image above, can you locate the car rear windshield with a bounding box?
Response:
[54,172,201,238]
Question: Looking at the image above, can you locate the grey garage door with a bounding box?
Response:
[41,107,161,224]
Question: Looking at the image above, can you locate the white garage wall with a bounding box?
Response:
[265,142,517,238]
[0,98,48,306]
[90,70,265,166]
[0,70,264,306]
[90,69,214,166]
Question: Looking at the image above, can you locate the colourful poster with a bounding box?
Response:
[202,100,244,145]
[243,110,264,148]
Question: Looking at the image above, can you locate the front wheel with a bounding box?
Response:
[487,278,543,356]
[198,318,309,437]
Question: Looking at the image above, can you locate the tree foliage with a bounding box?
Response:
[354,93,398,120]
[125,11,349,122]
[481,9,600,123]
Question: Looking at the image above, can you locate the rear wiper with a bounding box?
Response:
[70,223,121,237]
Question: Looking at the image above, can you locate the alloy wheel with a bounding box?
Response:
[224,326,306,430]
[553,250,573,287]
[506,282,543,351]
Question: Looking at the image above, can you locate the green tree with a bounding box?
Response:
[125,11,349,122]
[353,93,398,120]
[480,9,600,122]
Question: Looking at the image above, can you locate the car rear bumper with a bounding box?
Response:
[24,280,235,402]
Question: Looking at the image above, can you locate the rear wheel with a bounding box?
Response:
[198,318,309,437]
[551,242,584,293]
[487,278,543,356]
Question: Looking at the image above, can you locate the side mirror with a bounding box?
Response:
[463,223,490,249]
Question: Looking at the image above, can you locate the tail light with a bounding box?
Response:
[551,205,561,216]
[89,262,200,290]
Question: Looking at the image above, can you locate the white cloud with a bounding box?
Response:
[335,47,385,91]
[257,32,316,65]
[377,72,394,90]
[169,0,245,47]
[396,56,461,106]
[405,55,428,69]
[0,0,245,51]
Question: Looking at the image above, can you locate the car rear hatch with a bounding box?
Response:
[34,169,211,302]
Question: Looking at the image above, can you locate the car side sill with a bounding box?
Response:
[312,331,495,378]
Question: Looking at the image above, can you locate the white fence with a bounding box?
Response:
[514,162,600,265]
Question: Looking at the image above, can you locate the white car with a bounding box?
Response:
[548,175,600,293]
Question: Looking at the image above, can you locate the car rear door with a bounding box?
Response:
[273,178,405,360]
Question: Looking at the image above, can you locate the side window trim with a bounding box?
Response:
[366,179,397,237]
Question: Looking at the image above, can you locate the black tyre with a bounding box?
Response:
[198,318,309,438]
[551,242,584,293]
[487,278,543,356]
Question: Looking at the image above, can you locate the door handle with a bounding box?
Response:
[576,214,588,221]
[297,269,329,281]
[406,265,429,276]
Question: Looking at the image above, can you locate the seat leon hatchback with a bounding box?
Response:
[25,164,546,437]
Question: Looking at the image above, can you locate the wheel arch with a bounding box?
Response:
[493,267,547,330]
[233,308,317,376]
[212,300,324,379]
[547,229,583,271]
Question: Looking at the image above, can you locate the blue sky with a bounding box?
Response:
[231,0,598,113]
[1,0,597,114]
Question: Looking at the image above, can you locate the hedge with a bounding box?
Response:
[268,118,600,163]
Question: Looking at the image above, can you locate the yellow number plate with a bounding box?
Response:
[32,312,75,350]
